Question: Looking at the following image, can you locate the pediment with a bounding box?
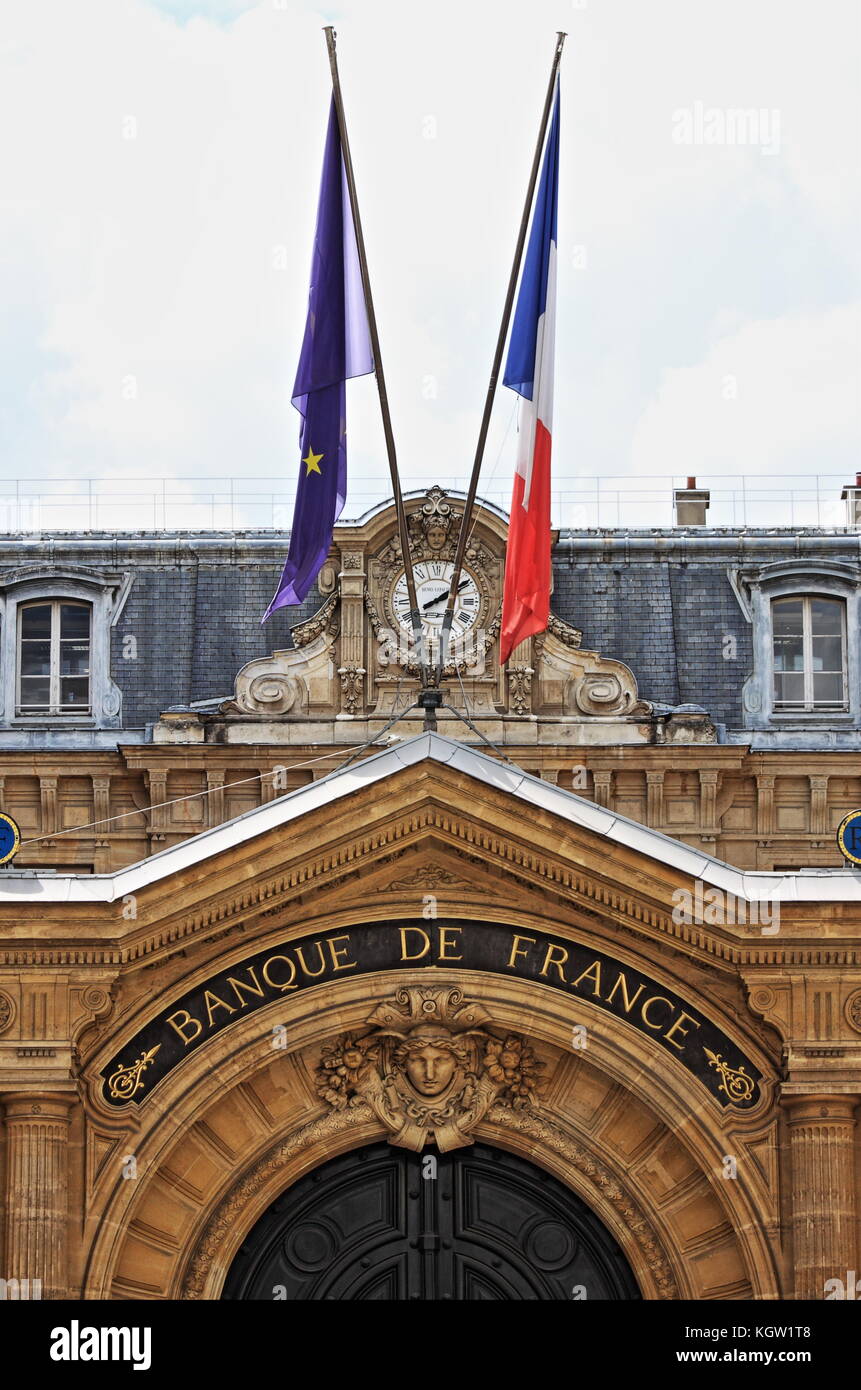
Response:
[0,735,847,978]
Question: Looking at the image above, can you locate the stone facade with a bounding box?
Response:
[1,488,860,1303]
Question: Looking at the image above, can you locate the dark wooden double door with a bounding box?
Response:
[223,1141,639,1301]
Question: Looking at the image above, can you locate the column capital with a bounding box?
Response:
[781,1092,860,1122]
[1,1091,76,1121]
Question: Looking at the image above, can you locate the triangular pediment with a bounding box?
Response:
[0,735,856,973]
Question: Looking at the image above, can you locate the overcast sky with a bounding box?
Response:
[1,0,858,527]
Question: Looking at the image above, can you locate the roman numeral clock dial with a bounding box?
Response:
[390,563,481,647]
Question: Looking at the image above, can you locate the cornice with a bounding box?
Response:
[2,801,860,970]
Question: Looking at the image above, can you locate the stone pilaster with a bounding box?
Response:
[756,774,775,835]
[809,776,829,836]
[783,1093,858,1299]
[338,551,365,717]
[698,769,719,833]
[2,1093,74,1298]
[592,770,613,809]
[205,771,226,828]
[645,771,664,827]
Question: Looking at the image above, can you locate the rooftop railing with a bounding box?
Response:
[0,473,856,533]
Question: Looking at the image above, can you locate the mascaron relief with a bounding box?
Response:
[315,985,542,1151]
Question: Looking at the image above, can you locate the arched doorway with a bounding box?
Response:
[222,1141,641,1301]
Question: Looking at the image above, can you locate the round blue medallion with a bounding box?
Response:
[0,813,20,866]
[837,809,861,866]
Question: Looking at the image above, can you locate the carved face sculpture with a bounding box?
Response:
[405,1041,458,1096]
[426,523,448,551]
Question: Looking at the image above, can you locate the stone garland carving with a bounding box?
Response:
[386,866,470,891]
[181,1103,375,1298]
[292,591,340,649]
[543,613,583,650]
[315,986,541,1152]
[179,1075,678,1300]
[483,1103,679,1299]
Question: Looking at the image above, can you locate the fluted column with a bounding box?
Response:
[784,1094,858,1299]
[2,1093,73,1298]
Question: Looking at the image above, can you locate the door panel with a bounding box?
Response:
[223,1141,640,1301]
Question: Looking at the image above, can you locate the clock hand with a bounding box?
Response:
[421,580,470,612]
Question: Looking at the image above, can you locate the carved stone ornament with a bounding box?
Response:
[315,986,542,1151]
[531,627,652,719]
[0,989,15,1035]
[222,609,338,718]
[844,988,861,1035]
[338,664,365,714]
[507,663,534,716]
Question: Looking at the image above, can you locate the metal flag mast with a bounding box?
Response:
[432,31,567,689]
[323,27,430,694]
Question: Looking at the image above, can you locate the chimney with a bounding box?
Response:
[673,476,710,526]
[840,474,861,527]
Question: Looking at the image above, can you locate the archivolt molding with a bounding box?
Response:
[82,970,781,1301]
[180,1102,379,1298]
[177,1099,679,1301]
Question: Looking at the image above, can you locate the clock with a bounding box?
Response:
[391,562,481,641]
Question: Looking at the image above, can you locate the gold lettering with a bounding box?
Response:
[261,954,298,992]
[399,927,430,961]
[204,990,236,1029]
[438,926,462,962]
[607,972,646,1014]
[226,966,265,1009]
[507,934,537,969]
[571,960,603,996]
[295,942,327,978]
[664,1010,701,1051]
[327,935,357,972]
[540,943,569,982]
[640,995,675,1030]
[166,1009,203,1046]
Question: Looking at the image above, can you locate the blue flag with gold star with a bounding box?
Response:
[263,97,373,621]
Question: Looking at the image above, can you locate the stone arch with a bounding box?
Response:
[81,966,782,1301]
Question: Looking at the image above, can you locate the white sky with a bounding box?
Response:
[1,0,858,526]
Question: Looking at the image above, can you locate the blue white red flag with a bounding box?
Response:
[500,82,560,664]
[263,97,373,622]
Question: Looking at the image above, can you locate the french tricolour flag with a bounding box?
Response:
[500,81,560,666]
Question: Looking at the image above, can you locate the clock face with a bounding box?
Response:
[391,562,481,640]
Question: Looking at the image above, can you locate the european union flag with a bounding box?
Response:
[263,97,373,621]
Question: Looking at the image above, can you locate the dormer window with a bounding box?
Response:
[733,559,861,741]
[17,600,92,715]
[772,596,847,712]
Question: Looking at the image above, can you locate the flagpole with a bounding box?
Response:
[323,27,430,691]
[434,31,566,685]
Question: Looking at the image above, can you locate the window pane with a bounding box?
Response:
[19,676,50,707]
[60,604,90,639]
[813,673,844,706]
[810,598,843,635]
[60,677,90,706]
[773,636,804,672]
[21,604,51,639]
[772,599,803,635]
[20,640,51,676]
[774,672,804,706]
[60,641,90,676]
[811,635,843,672]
